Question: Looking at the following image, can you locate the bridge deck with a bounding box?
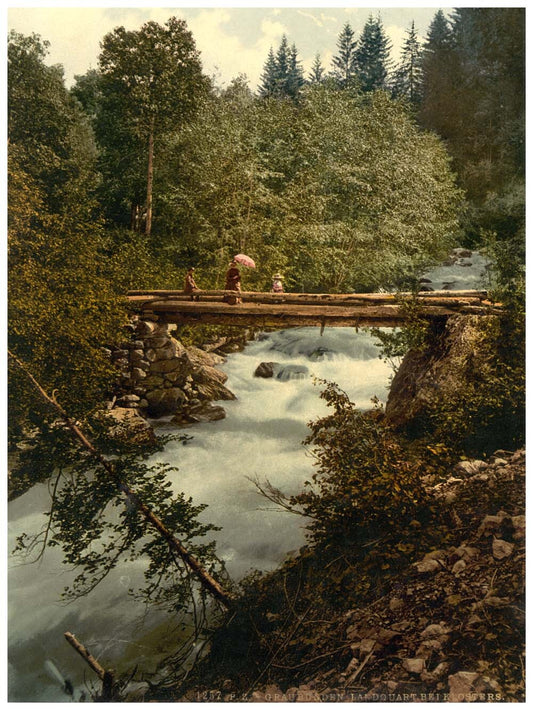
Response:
[127,289,500,328]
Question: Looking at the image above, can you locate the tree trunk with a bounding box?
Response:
[9,351,234,610]
[145,115,155,237]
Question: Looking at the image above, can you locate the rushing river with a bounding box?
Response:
[8,250,489,702]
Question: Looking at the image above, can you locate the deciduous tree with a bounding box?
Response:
[96,17,209,235]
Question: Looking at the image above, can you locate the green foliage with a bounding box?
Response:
[8,140,127,438]
[288,383,446,599]
[418,235,523,458]
[167,84,461,293]
[419,8,525,243]
[8,31,98,213]
[371,296,431,370]
[413,315,524,459]
[12,415,223,612]
[95,17,210,230]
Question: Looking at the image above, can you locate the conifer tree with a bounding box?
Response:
[259,35,304,100]
[275,34,291,88]
[418,10,459,148]
[308,53,325,84]
[424,8,453,53]
[420,7,525,238]
[259,47,278,97]
[331,22,357,87]
[354,14,392,92]
[391,21,423,104]
[286,43,305,98]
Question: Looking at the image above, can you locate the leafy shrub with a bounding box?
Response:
[287,382,447,601]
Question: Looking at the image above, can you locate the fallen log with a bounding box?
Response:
[64,632,114,701]
[64,632,108,681]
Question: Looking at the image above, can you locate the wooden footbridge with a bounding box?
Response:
[127,289,500,329]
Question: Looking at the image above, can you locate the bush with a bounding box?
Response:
[287,382,447,601]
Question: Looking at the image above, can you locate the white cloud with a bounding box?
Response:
[186,11,287,89]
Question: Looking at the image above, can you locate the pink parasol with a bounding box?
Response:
[233,253,256,268]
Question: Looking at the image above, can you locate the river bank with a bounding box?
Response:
[172,447,525,703]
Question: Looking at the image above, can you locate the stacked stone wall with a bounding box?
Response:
[110,319,236,426]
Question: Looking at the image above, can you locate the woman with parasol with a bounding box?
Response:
[224,254,255,304]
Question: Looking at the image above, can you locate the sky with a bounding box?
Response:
[6,3,456,91]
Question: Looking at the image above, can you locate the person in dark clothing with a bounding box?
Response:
[223,260,242,304]
[184,267,200,300]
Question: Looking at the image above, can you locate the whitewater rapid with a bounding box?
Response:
[7,250,490,701]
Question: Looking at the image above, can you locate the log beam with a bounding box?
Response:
[129,296,501,329]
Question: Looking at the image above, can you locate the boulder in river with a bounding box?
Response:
[106,406,156,445]
[308,346,333,361]
[254,362,310,380]
[145,387,188,416]
[171,402,226,427]
[254,362,278,378]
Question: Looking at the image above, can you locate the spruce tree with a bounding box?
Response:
[419,8,524,243]
[287,43,305,98]
[275,35,290,88]
[331,22,357,87]
[424,8,453,53]
[418,10,460,150]
[259,47,278,98]
[308,52,325,84]
[259,36,304,100]
[354,14,392,92]
[391,21,423,104]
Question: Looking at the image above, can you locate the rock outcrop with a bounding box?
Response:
[385,314,497,432]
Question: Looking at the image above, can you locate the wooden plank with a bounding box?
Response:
[136,299,499,328]
[127,293,492,309]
